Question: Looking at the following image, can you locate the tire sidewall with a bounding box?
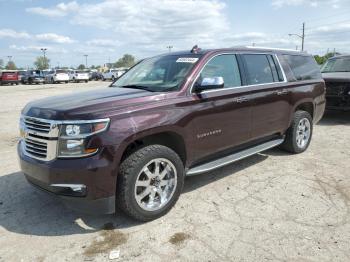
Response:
[119,146,184,220]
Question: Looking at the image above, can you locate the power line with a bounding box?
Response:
[306,19,350,31]
[304,8,350,23]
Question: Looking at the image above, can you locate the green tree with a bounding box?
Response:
[77,64,85,70]
[0,59,3,69]
[314,52,341,65]
[34,56,50,70]
[114,54,136,68]
[5,61,17,70]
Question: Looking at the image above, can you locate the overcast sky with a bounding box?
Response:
[1,0,350,68]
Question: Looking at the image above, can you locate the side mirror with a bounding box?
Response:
[195,77,224,92]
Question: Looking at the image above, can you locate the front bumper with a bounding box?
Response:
[18,141,117,214]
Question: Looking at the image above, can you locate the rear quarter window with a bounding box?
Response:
[283,55,321,81]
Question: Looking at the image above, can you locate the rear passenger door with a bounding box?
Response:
[240,53,291,139]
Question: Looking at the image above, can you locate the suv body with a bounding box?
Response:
[68,70,89,83]
[45,69,69,84]
[22,70,45,84]
[18,47,325,221]
[102,68,126,81]
[0,70,19,85]
[321,55,350,110]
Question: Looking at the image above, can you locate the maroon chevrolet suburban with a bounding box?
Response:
[18,46,326,221]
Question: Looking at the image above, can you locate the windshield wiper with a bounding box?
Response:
[118,85,156,92]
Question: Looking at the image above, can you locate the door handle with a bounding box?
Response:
[275,89,289,96]
[234,97,249,103]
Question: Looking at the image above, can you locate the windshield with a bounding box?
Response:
[321,57,350,73]
[56,70,68,74]
[111,54,200,92]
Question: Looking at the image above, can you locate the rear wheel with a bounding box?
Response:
[280,110,313,154]
[116,145,184,221]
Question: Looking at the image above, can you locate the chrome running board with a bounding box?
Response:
[186,138,284,176]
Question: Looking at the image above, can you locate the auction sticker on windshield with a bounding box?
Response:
[176,58,199,63]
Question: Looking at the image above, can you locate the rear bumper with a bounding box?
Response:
[32,78,45,83]
[18,141,117,214]
[0,80,19,84]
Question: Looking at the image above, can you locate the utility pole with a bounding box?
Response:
[7,56,12,62]
[40,48,47,58]
[166,45,173,52]
[288,22,305,51]
[84,54,88,68]
[301,22,305,52]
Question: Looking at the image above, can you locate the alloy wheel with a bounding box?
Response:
[134,158,177,211]
[296,117,311,149]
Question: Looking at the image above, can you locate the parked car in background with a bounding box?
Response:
[18,46,325,221]
[102,68,127,81]
[90,71,103,81]
[321,55,350,110]
[18,70,27,82]
[22,70,45,85]
[0,70,19,85]
[68,70,89,83]
[45,69,70,84]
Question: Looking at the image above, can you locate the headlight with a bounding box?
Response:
[57,119,109,158]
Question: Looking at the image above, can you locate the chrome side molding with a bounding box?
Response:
[186,138,285,176]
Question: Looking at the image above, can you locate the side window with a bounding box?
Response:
[199,54,241,88]
[283,55,322,81]
[242,54,274,85]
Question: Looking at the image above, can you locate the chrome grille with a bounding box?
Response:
[24,136,48,159]
[325,82,350,97]
[24,117,51,133]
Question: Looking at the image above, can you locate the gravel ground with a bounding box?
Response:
[0,82,349,262]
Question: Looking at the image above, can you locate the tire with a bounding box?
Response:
[280,110,313,154]
[29,78,33,85]
[116,145,184,221]
[85,80,88,83]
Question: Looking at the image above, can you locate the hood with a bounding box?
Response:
[22,87,156,120]
[322,72,350,82]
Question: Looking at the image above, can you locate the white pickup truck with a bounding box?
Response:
[102,68,127,81]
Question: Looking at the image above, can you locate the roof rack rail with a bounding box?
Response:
[244,46,305,53]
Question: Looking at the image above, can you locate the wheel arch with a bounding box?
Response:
[118,130,187,167]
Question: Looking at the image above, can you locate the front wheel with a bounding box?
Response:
[116,145,184,221]
[280,110,313,154]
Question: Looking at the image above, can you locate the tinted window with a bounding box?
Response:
[199,54,241,88]
[242,54,274,85]
[321,57,350,73]
[283,55,321,80]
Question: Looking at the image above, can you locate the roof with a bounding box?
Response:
[161,46,308,57]
[329,54,350,59]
